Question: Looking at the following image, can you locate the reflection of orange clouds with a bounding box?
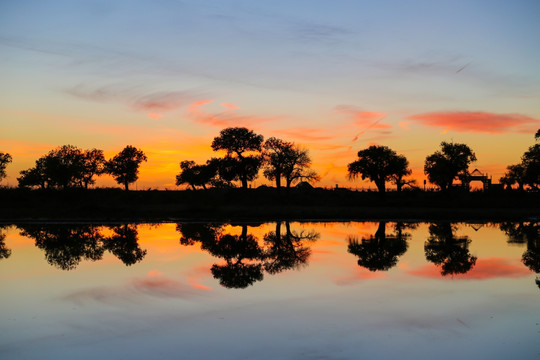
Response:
[409,257,531,280]
[335,267,387,285]
[409,111,540,134]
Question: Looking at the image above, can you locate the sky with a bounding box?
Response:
[1,0,540,189]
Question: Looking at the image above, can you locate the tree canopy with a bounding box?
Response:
[211,127,264,189]
[424,141,476,191]
[500,131,540,190]
[0,152,12,183]
[17,145,105,189]
[263,137,319,188]
[348,145,410,194]
[176,160,218,190]
[106,145,147,191]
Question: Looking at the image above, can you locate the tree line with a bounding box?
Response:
[0,127,538,192]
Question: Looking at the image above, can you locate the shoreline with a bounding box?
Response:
[1,187,538,223]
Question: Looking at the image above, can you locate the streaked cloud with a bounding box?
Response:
[408,111,540,134]
[408,257,531,280]
[186,100,280,128]
[67,85,203,117]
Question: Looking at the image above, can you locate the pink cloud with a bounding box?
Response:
[221,102,240,110]
[148,112,163,120]
[334,105,392,130]
[409,257,531,280]
[186,100,279,128]
[408,111,540,134]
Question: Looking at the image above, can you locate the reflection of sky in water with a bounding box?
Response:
[0,222,538,359]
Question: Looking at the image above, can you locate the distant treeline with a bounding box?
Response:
[1,127,538,192]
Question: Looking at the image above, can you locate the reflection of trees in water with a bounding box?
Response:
[500,222,540,275]
[263,221,319,274]
[18,224,105,270]
[17,224,146,270]
[0,225,12,260]
[177,222,319,288]
[424,223,477,276]
[347,222,411,272]
[103,224,147,266]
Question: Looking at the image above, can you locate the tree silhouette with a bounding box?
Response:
[263,137,294,188]
[176,160,218,190]
[500,222,540,273]
[177,223,266,288]
[521,143,539,190]
[424,223,477,276]
[81,148,106,189]
[0,152,12,183]
[176,223,223,247]
[348,222,409,271]
[211,127,264,189]
[348,145,411,194]
[535,128,540,141]
[18,224,105,270]
[208,226,265,288]
[263,221,319,274]
[424,142,476,191]
[500,164,526,191]
[106,145,147,190]
[0,226,11,260]
[103,224,147,266]
[17,146,105,189]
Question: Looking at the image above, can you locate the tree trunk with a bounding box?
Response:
[124,181,129,191]
[241,176,248,189]
[276,176,281,189]
[375,179,386,194]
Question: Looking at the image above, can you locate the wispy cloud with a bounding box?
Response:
[334,105,392,142]
[408,111,540,134]
[67,84,203,119]
[186,99,280,128]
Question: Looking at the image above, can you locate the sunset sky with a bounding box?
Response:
[1,0,539,189]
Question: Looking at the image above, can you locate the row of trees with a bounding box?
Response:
[176,127,319,190]
[347,129,539,193]
[1,128,538,191]
[13,145,147,190]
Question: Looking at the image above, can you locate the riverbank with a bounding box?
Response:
[1,187,538,222]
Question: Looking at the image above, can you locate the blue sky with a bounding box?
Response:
[1,0,539,188]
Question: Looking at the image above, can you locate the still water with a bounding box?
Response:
[1,222,539,359]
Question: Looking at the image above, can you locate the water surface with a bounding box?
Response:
[1,222,539,359]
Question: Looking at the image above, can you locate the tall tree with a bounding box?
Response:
[0,152,12,183]
[211,127,264,189]
[263,138,319,188]
[106,145,147,190]
[348,145,410,194]
[424,141,476,191]
[263,137,293,188]
[81,149,106,189]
